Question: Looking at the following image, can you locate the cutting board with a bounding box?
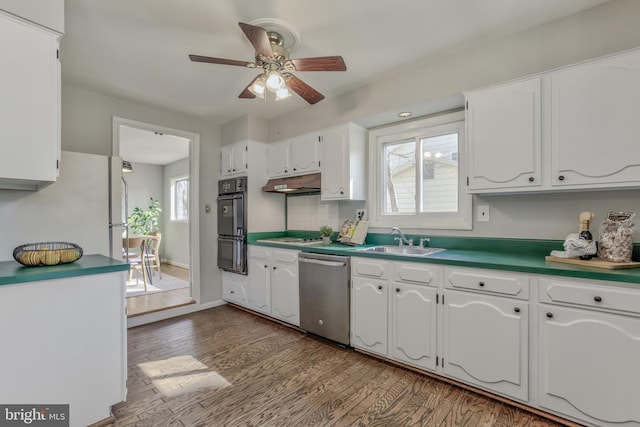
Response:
[545,256,640,269]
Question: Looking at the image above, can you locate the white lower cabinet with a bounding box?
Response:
[538,275,640,427]
[222,271,248,306]
[443,289,529,401]
[351,275,388,355]
[243,245,300,325]
[391,282,438,371]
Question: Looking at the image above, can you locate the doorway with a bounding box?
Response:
[111,117,200,319]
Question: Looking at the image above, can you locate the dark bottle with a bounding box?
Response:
[579,222,593,260]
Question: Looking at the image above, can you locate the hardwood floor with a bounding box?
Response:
[127,264,194,318]
[112,305,570,427]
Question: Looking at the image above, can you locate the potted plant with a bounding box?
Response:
[128,197,162,236]
[320,225,333,245]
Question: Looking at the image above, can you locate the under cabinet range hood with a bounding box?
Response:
[261,173,321,194]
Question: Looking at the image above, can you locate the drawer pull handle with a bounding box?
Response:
[230,290,234,294]
[558,175,565,181]
[594,296,602,302]
[395,288,400,293]
[478,282,485,287]
[378,285,383,290]
[514,307,520,313]
[546,312,554,319]
[528,177,534,182]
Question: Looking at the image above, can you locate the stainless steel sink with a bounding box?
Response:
[356,245,445,256]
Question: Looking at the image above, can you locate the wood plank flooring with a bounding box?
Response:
[112,305,570,427]
[127,264,194,318]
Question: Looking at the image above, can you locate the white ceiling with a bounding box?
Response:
[119,125,190,165]
[62,0,612,128]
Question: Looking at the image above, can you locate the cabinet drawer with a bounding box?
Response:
[271,248,299,264]
[540,277,640,315]
[393,262,440,286]
[444,267,529,299]
[352,257,390,279]
[248,245,270,260]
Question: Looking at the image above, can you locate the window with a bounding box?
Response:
[171,176,189,221]
[369,111,471,230]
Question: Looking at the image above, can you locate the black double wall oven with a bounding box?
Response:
[217,176,247,274]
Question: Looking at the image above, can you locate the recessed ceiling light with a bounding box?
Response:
[398,112,412,118]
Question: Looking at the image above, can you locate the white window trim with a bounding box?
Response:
[170,174,189,223]
[368,110,472,230]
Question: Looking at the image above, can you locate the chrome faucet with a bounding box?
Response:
[419,237,431,248]
[390,227,413,246]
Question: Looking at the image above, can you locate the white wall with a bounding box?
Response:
[163,158,190,267]
[125,162,163,225]
[61,84,222,304]
[0,0,64,33]
[274,0,640,242]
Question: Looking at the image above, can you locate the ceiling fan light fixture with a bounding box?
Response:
[266,70,285,91]
[275,87,291,101]
[248,75,266,98]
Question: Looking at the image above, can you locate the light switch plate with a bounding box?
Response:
[204,203,212,214]
[477,205,490,222]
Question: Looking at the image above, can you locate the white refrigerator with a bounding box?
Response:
[0,151,122,261]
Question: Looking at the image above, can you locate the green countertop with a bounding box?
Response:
[250,236,640,285]
[0,254,130,286]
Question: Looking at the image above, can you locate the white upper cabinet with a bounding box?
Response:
[551,50,640,188]
[0,12,61,190]
[290,132,320,175]
[320,123,366,201]
[220,141,247,176]
[266,132,320,178]
[266,140,290,177]
[466,48,640,194]
[466,77,542,192]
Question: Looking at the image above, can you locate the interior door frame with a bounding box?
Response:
[111,116,201,307]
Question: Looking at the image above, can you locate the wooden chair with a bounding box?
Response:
[124,236,148,291]
[145,233,162,279]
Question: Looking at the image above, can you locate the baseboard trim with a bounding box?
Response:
[162,259,189,269]
[127,299,225,328]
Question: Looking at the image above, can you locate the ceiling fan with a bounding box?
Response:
[189,22,346,105]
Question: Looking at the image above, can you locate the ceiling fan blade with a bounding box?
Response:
[286,75,325,105]
[289,56,347,71]
[239,22,274,58]
[238,76,259,99]
[189,54,253,67]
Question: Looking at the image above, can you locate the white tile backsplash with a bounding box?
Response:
[287,194,340,231]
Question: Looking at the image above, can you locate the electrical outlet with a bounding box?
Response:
[356,209,367,221]
[477,205,490,222]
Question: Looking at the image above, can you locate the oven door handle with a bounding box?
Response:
[298,257,346,268]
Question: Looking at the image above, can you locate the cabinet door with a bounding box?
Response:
[271,264,299,326]
[247,258,271,315]
[220,145,233,176]
[466,77,541,192]
[351,276,388,356]
[231,141,247,174]
[539,305,640,426]
[551,51,640,188]
[443,290,528,401]
[320,126,349,200]
[391,283,437,371]
[0,14,60,189]
[266,140,291,177]
[290,133,320,175]
[222,273,248,306]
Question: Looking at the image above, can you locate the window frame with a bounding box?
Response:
[368,110,472,230]
[170,174,189,223]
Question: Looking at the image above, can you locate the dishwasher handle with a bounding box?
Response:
[298,257,346,268]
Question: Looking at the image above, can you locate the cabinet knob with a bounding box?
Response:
[227,169,231,173]
[478,282,485,287]
[232,168,236,172]
[514,307,520,313]
[264,265,268,268]
[558,175,565,181]
[528,177,535,183]
[340,191,344,195]
[546,312,554,318]
[273,266,276,270]
[230,290,234,294]
[293,168,297,171]
[285,169,288,173]
[594,296,602,302]
[378,285,383,290]
[395,288,400,293]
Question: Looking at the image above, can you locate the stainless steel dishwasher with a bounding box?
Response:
[298,252,350,346]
